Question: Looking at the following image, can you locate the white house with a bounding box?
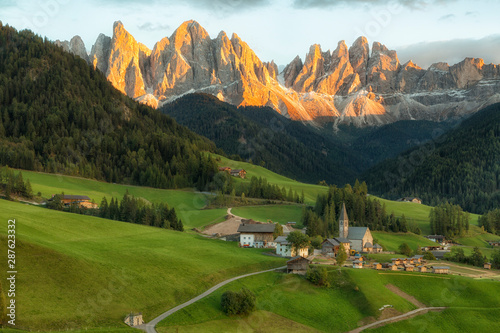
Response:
[237,222,276,248]
[275,236,308,257]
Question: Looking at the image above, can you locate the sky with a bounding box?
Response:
[1,0,500,69]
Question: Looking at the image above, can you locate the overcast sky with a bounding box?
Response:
[1,0,500,69]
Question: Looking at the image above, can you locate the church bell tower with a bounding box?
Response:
[339,202,349,239]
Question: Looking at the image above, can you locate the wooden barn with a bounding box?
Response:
[404,264,414,272]
[321,238,351,256]
[230,169,247,178]
[432,266,450,274]
[417,266,427,273]
[49,194,98,209]
[484,262,492,270]
[238,222,276,248]
[287,256,311,275]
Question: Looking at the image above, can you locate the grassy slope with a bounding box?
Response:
[17,170,227,228]
[371,231,438,252]
[158,270,415,333]
[0,200,285,331]
[231,205,303,225]
[213,154,329,204]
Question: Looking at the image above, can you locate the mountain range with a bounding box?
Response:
[58,20,500,127]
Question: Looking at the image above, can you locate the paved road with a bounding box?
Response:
[347,307,446,333]
[141,266,286,333]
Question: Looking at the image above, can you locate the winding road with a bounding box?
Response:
[141,266,286,333]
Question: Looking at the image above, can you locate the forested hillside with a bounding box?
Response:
[161,93,362,185]
[364,102,500,214]
[0,24,219,189]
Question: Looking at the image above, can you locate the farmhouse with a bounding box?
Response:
[373,262,382,270]
[124,313,144,327]
[417,266,427,273]
[484,262,492,270]
[373,243,383,253]
[238,221,276,248]
[286,256,311,275]
[321,237,351,256]
[432,266,450,274]
[338,203,374,252]
[49,194,98,209]
[404,264,414,272]
[488,241,500,247]
[218,167,231,173]
[397,197,422,204]
[275,236,308,257]
[230,169,246,178]
[387,263,398,271]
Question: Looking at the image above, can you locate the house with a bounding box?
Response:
[413,255,424,264]
[230,169,246,178]
[237,222,276,248]
[432,266,450,274]
[392,258,404,265]
[397,197,422,204]
[286,256,311,275]
[425,235,447,245]
[363,242,373,252]
[275,236,308,257]
[218,167,231,173]
[321,238,351,256]
[373,243,383,253]
[488,241,500,247]
[353,260,363,269]
[404,264,414,272]
[388,263,399,271]
[484,262,492,270]
[373,262,382,270]
[338,203,374,252]
[124,313,144,327]
[417,266,428,273]
[49,194,98,209]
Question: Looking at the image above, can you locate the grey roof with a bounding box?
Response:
[287,256,311,264]
[353,260,362,264]
[339,202,349,222]
[413,255,424,259]
[348,227,369,240]
[432,266,450,269]
[274,236,289,244]
[323,238,340,246]
[237,223,276,233]
[335,237,351,244]
[364,242,373,248]
[373,243,383,249]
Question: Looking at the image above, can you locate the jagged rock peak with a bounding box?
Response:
[402,60,422,70]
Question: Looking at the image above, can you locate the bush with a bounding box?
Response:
[306,266,330,287]
[221,288,256,316]
[398,242,413,257]
[423,251,436,260]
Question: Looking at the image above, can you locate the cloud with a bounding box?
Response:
[396,35,500,69]
[292,0,457,10]
[439,13,455,21]
[137,22,171,32]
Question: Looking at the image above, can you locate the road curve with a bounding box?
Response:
[347,307,446,333]
[142,266,286,333]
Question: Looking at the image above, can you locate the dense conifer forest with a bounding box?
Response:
[0,24,219,190]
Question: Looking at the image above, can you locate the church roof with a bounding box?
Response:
[348,227,369,240]
[335,237,351,244]
[364,242,373,248]
[339,202,348,222]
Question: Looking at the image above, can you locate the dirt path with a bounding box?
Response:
[202,207,242,236]
[139,266,286,333]
[385,284,426,308]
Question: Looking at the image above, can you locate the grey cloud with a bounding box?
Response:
[439,13,455,21]
[396,35,500,69]
[292,0,457,10]
[138,22,171,32]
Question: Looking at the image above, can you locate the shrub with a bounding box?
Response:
[306,266,330,287]
[221,288,256,316]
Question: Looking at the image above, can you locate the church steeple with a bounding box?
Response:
[339,202,349,239]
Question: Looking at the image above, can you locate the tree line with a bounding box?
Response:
[47,190,183,231]
[0,24,220,191]
[429,202,470,238]
[0,166,33,200]
[479,208,500,235]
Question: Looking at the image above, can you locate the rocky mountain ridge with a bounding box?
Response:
[59,20,500,127]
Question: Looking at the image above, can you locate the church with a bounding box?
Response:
[339,202,376,252]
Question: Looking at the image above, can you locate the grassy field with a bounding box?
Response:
[456,232,500,248]
[13,169,227,229]
[212,154,328,204]
[158,269,416,333]
[231,205,304,225]
[371,231,438,253]
[0,200,285,331]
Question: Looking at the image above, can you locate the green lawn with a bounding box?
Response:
[158,269,416,333]
[231,205,304,225]
[212,154,328,204]
[372,231,438,253]
[456,232,500,248]
[0,200,285,331]
[15,169,227,228]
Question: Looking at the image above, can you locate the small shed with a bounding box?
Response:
[404,264,414,272]
[412,255,423,263]
[484,262,492,270]
[363,242,373,252]
[373,243,383,253]
[353,260,363,269]
[124,313,144,327]
[388,263,398,271]
[392,258,404,265]
[432,266,450,274]
[373,262,382,270]
[417,266,427,273]
[287,256,311,275]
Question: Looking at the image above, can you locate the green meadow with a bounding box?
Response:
[231,205,304,225]
[14,169,227,229]
[371,231,438,252]
[0,200,285,331]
